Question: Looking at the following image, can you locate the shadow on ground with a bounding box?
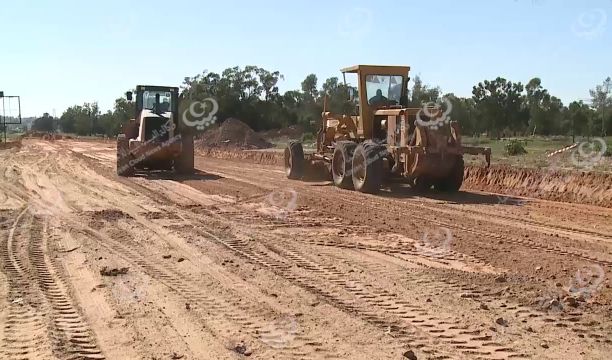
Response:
[133,169,223,182]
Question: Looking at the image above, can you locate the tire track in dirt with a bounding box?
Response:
[317,246,611,347]
[201,161,612,269]
[53,141,612,357]
[92,157,531,358]
[31,220,105,360]
[175,208,526,359]
[0,208,52,360]
[70,220,341,360]
[0,208,104,359]
[49,153,347,358]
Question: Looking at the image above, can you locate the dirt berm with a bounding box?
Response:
[196,148,612,208]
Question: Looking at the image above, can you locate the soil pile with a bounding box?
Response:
[197,118,273,149]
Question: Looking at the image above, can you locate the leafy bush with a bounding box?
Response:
[505,139,527,155]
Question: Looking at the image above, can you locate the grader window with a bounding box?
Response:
[366,75,403,106]
[143,91,172,113]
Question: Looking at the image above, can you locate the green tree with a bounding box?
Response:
[407,75,440,107]
[589,77,611,136]
[472,78,526,138]
[566,101,594,140]
[445,94,477,135]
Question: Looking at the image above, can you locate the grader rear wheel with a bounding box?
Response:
[332,141,357,189]
[285,141,304,179]
[352,141,385,194]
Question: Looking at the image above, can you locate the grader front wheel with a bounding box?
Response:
[434,156,464,192]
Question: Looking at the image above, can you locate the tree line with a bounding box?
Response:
[31,66,611,139]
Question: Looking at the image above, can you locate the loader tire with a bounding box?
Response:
[435,156,464,192]
[176,133,194,174]
[352,141,385,194]
[332,141,357,189]
[117,134,134,177]
[285,141,304,179]
[413,176,432,191]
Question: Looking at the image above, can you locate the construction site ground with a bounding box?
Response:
[0,138,611,359]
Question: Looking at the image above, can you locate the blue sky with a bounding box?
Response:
[1,0,610,117]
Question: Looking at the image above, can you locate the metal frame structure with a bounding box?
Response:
[0,91,22,143]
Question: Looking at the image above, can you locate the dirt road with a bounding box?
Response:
[1,139,611,359]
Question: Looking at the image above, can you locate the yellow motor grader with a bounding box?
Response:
[284,65,490,193]
[116,85,194,176]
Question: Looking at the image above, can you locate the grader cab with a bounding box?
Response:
[284,65,490,193]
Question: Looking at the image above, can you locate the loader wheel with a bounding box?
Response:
[284,141,304,179]
[413,176,432,192]
[332,141,357,189]
[352,141,385,193]
[434,156,464,192]
[117,134,134,177]
[176,133,194,174]
[154,160,174,171]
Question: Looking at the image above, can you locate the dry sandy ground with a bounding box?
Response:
[0,139,610,360]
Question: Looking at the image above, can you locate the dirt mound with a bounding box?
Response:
[197,118,273,150]
[0,139,22,150]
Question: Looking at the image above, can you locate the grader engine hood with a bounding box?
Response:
[139,109,175,142]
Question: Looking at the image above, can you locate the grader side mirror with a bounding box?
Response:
[126,91,133,101]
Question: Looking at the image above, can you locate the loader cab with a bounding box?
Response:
[341,65,410,141]
[129,85,179,142]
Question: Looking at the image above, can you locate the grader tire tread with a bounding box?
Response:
[285,141,304,180]
[352,141,385,194]
[332,141,357,189]
[435,156,464,192]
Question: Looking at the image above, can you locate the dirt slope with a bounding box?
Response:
[0,139,610,359]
